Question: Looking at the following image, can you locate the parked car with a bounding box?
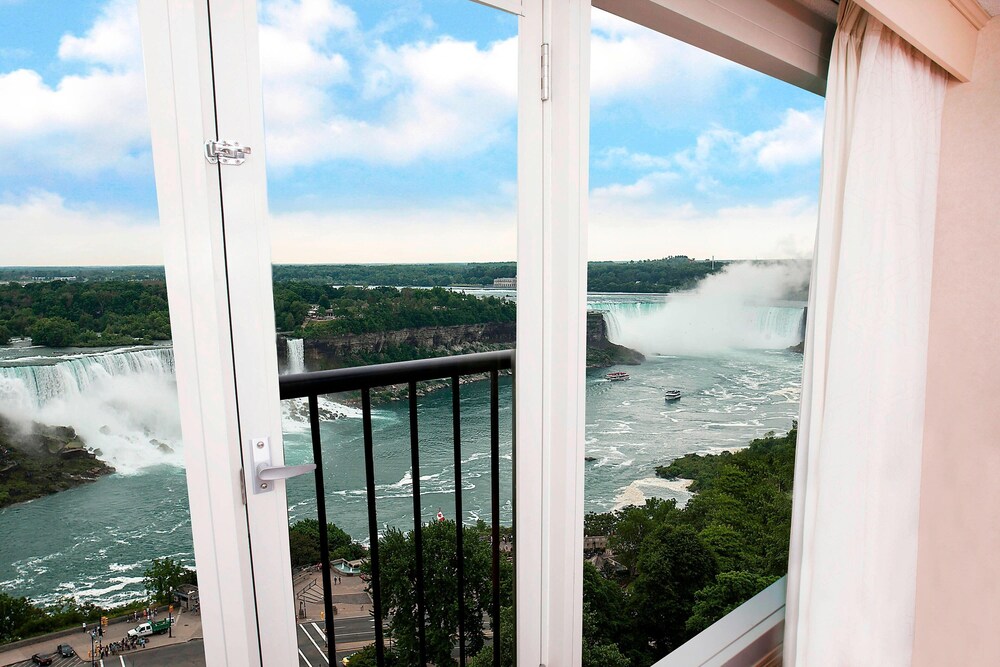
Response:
[31,655,53,666]
[55,644,75,657]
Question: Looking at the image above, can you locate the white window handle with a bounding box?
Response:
[249,437,314,494]
[256,463,316,482]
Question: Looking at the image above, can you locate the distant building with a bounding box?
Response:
[493,277,517,288]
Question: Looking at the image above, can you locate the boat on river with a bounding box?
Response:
[664,389,681,402]
[605,371,630,382]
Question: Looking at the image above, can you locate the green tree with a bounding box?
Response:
[0,323,10,345]
[630,524,718,654]
[29,317,79,347]
[686,571,779,634]
[373,520,498,665]
[467,605,515,667]
[143,557,192,603]
[287,519,367,568]
[0,592,35,643]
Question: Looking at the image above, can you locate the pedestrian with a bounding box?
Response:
[83,622,87,633]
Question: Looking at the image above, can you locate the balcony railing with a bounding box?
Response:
[278,350,514,666]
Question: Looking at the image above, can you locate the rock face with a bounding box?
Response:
[586,312,645,368]
[283,322,516,370]
[278,314,643,371]
[0,414,114,508]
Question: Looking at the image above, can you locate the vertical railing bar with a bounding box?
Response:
[309,394,338,661]
[362,388,386,667]
[490,368,501,665]
[408,381,428,665]
[452,375,467,665]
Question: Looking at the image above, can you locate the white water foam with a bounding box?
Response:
[0,348,183,474]
[613,477,694,511]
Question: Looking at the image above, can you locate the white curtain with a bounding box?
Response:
[784,2,948,665]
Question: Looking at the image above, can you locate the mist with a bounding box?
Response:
[605,261,811,355]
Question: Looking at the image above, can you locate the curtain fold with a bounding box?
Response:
[784,2,948,664]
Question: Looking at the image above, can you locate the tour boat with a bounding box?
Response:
[664,389,681,402]
[605,371,630,382]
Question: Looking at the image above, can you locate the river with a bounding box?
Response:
[0,287,804,607]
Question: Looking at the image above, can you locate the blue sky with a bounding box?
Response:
[0,0,824,265]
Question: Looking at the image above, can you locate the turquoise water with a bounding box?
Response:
[0,298,803,607]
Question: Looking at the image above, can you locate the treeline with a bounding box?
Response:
[570,427,797,664]
[2,259,725,294]
[275,257,724,293]
[0,258,725,346]
[588,256,723,292]
[275,285,515,337]
[273,263,515,287]
[0,280,171,347]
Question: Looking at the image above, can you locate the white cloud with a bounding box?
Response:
[591,171,678,202]
[595,147,671,171]
[58,0,142,68]
[262,29,518,168]
[593,107,824,201]
[0,191,162,265]
[589,195,817,260]
[0,0,148,175]
[268,204,516,263]
[590,9,734,104]
[739,108,823,170]
[0,0,752,178]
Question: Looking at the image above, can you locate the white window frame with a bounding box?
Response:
[140,0,593,664]
[140,1,301,664]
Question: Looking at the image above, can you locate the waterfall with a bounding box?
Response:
[286,338,305,374]
[604,299,806,355]
[0,348,183,474]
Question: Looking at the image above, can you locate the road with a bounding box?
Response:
[6,618,378,667]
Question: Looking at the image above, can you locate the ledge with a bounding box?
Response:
[654,576,786,667]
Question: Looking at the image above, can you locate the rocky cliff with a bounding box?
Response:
[586,312,645,368]
[279,314,642,371]
[0,415,114,508]
[291,322,516,370]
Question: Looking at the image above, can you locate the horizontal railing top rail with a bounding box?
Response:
[278,349,514,399]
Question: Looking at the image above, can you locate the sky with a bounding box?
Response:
[0,0,824,266]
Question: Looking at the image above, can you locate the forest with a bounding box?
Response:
[274,284,515,335]
[345,427,797,667]
[273,256,724,293]
[0,280,171,347]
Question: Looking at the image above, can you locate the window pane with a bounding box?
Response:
[259,1,517,663]
[0,1,201,663]
[584,9,822,664]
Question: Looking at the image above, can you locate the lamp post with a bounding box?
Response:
[90,630,96,667]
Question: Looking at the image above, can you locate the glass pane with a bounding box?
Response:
[0,1,202,664]
[584,9,822,664]
[258,1,517,664]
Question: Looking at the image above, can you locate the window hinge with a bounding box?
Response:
[239,468,247,505]
[205,139,252,166]
[541,43,550,102]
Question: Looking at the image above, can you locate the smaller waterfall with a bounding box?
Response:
[286,339,305,374]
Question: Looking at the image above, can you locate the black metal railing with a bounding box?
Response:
[279,350,514,666]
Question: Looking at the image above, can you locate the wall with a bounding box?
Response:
[912,17,1000,666]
